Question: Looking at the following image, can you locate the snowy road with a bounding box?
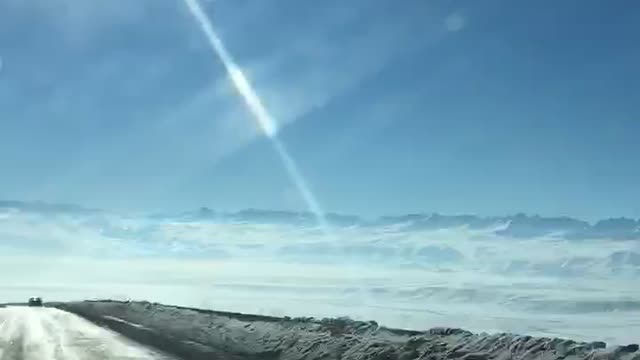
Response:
[0,306,173,359]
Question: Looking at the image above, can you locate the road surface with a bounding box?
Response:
[0,306,173,359]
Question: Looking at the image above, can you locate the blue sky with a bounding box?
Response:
[0,0,638,219]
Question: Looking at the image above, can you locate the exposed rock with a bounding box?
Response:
[52,300,639,360]
[619,344,639,353]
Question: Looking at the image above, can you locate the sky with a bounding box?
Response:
[0,0,639,219]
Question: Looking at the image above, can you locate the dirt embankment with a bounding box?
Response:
[54,301,639,360]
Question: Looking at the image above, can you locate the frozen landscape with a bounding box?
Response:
[0,305,174,359]
[1,201,639,345]
[2,0,638,357]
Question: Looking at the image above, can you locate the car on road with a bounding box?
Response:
[28,296,43,306]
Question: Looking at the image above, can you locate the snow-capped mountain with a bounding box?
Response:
[2,200,639,240]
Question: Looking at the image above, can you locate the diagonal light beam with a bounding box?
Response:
[182,0,327,228]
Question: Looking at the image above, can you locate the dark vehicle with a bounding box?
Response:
[28,297,43,306]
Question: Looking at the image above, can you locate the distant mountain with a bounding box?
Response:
[372,212,639,240]
[219,210,640,240]
[589,218,639,239]
[0,200,99,214]
[171,207,361,227]
[231,209,316,225]
[2,200,639,240]
[375,213,500,230]
[495,213,591,238]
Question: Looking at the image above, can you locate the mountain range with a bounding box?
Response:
[1,200,639,240]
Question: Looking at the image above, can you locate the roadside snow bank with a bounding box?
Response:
[54,300,639,360]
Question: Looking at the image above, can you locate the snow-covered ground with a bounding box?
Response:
[1,204,639,345]
[55,300,639,360]
[0,306,172,359]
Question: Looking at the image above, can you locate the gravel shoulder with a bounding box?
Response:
[53,300,639,360]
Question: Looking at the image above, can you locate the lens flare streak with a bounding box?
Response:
[182,0,327,228]
[183,0,276,137]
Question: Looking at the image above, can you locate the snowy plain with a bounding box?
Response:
[1,203,639,345]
